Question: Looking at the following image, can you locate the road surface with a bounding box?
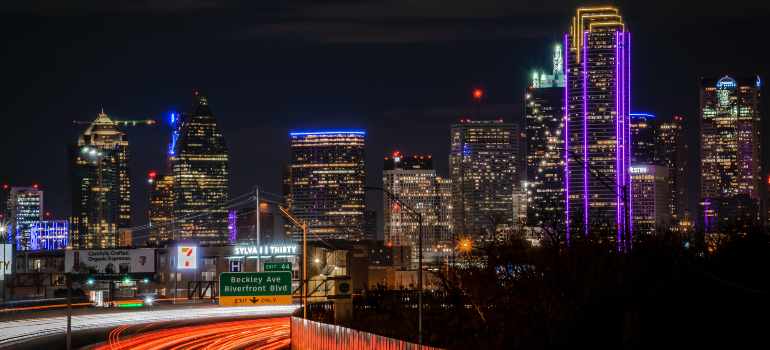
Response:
[0,305,297,349]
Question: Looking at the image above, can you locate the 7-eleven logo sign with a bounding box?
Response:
[178,246,197,269]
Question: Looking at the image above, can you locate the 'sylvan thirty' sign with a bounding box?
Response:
[219,272,292,307]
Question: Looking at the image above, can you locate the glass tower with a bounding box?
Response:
[450,120,522,234]
[700,76,761,199]
[148,173,174,244]
[655,116,688,222]
[525,44,566,219]
[630,113,655,165]
[290,131,365,241]
[565,7,631,247]
[171,93,229,244]
[68,112,131,248]
[6,186,43,250]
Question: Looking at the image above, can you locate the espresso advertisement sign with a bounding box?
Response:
[65,249,155,280]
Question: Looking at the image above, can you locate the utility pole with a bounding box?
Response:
[278,206,308,319]
[364,186,423,345]
[256,187,261,272]
[66,273,72,350]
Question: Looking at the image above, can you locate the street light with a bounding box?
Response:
[279,205,309,319]
[536,146,631,250]
[364,186,424,345]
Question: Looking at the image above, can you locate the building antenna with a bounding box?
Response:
[473,89,483,117]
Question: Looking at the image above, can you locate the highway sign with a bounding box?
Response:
[229,260,242,272]
[219,272,292,306]
[264,262,292,272]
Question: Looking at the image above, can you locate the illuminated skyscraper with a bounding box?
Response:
[171,93,229,244]
[383,152,451,264]
[630,113,655,165]
[525,44,566,217]
[630,165,670,230]
[700,76,761,199]
[67,112,131,248]
[290,131,365,241]
[565,7,631,247]
[6,186,43,250]
[451,121,522,234]
[148,173,174,243]
[655,116,688,222]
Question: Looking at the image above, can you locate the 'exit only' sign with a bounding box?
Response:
[219,272,292,306]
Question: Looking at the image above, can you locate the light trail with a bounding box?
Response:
[93,318,290,350]
[0,305,297,347]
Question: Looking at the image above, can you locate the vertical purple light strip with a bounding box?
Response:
[564,33,570,241]
[615,30,622,250]
[583,30,589,231]
[615,31,628,251]
[627,32,633,250]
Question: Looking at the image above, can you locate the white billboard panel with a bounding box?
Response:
[65,249,155,278]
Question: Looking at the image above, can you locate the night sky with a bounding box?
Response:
[1,1,768,241]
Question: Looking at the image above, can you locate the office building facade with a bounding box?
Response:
[171,93,230,244]
[383,153,451,263]
[30,220,68,250]
[6,186,43,250]
[68,112,131,248]
[630,113,655,165]
[565,8,631,247]
[450,121,522,234]
[149,173,174,244]
[655,116,688,222]
[630,165,670,230]
[290,131,365,241]
[525,44,567,218]
[700,76,761,199]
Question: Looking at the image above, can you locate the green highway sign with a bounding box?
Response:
[264,262,292,272]
[219,272,292,306]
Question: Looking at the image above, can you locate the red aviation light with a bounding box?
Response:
[392,203,400,211]
[33,184,38,188]
[428,155,432,158]
[473,89,483,98]
[46,212,50,216]
[149,172,157,178]
[3,185,7,189]
[387,242,393,247]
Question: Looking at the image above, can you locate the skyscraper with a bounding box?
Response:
[565,7,631,246]
[171,93,229,244]
[655,116,688,222]
[6,186,43,250]
[525,44,566,216]
[630,113,655,165]
[630,165,670,230]
[290,131,365,241]
[451,120,522,234]
[68,112,131,248]
[700,76,761,199]
[148,173,174,244]
[383,152,451,263]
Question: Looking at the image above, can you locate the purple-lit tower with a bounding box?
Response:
[565,8,631,248]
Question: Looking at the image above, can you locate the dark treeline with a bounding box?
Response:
[344,204,770,349]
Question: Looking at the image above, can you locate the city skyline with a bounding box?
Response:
[1,3,768,242]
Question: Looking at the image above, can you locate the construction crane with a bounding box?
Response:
[73,119,155,125]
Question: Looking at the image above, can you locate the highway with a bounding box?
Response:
[91,317,290,350]
[0,305,297,349]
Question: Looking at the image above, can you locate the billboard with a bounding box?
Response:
[0,244,11,279]
[178,246,197,269]
[65,249,155,279]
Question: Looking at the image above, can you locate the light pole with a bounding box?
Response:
[536,146,631,249]
[279,205,308,319]
[364,186,423,345]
